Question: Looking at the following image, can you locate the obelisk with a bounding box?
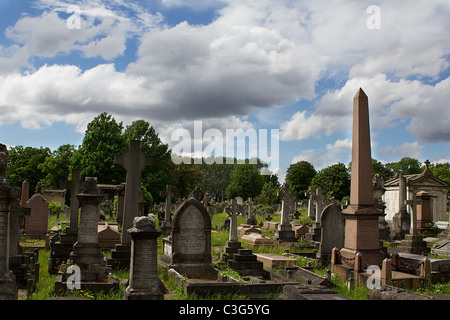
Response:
[340,88,385,267]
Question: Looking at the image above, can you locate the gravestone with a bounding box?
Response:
[391,173,411,240]
[318,203,345,264]
[373,174,391,241]
[160,195,213,276]
[108,140,152,269]
[416,191,434,236]
[115,183,126,224]
[305,189,326,242]
[49,169,84,273]
[222,199,244,260]
[397,191,430,255]
[97,222,121,250]
[245,198,257,225]
[70,177,108,282]
[160,185,176,235]
[338,88,385,268]
[0,143,18,299]
[25,192,49,238]
[274,183,296,242]
[124,216,165,300]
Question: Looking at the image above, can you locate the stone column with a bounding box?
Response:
[392,173,410,240]
[275,183,296,242]
[70,177,107,282]
[416,191,433,236]
[124,216,164,300]
[59,168,82,239]
[341,89,385,267]
[305,188,316,220]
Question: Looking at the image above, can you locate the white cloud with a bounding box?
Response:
[378,141,425,160]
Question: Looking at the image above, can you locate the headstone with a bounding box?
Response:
[318,203,345,264]
[59,169,83,239]
[20,180,30,208]
[70,177,108,282]
[373,174,391,241]
[97,222,121,250]
[397,191,430,255]
[305,188,326,242]
[25,193,49,238]
[0,144,18,299]
[339,88,385,268]
[115,183,126,224]
[222,199,243,260]
[160,195,213,276]
[227,248,265,277]
[416,191,434,236]
[124,216,165,300]
[159,185,176,235]
[108,140,152,269]
[245,198,257,225]
[391,173,411,240]
[274,183,296,242]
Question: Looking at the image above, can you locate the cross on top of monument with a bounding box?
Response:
[115,140,152,173]
[277,183,295,200]
[226,198,241,217]
[189,187,204,202]
[424,159,431,170]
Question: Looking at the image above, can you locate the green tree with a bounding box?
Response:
[310,163,350,201]
[124,119,173,204]
[72,112,128,184]
[385,157,423,176]
[429,162,450,193]
[172,161,204,199]
[198,157,236,200]
[225,163,265,200]
[39,144,77,188]
[285,161,317,200]
[6,146,51,194]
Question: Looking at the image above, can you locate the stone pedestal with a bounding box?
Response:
[305,222,321,242]
[223,241,243,261]
[397,234,430,255]
[107,244,131,269]
[227,249,265,277]
[0,270,17,300]
[124,216,165,300]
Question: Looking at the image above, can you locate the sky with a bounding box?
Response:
[0,0,449,183]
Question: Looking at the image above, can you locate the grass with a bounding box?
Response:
[22,209,450,300]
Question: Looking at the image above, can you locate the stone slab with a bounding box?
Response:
[255,253,297,269]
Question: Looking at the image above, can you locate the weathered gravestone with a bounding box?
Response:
[0,143,18,299]
[108,140,152,269]
[305,188,326,242]
[318,203,345,264]
[160,192,213,276]
[391,173,410,240]
[124,215,165,300]
[159,185,177,235]
[222,199,244,261]
[274,183,296,242]
[25,192,49,238]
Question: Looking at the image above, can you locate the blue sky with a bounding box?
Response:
[0,0,449,183]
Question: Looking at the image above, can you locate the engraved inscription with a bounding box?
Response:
[177,205,205,255]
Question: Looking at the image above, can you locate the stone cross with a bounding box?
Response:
[277,183,295,227]
[115,140,152,246]
[226,199,241,242]
[305,187,316,220]
[424,159,431,170]
[246,197,254,220]
[405,189,422,235]
[159,185,177,225]
[189,188,204,202]
[59,168,84,236]
[315,188,327,223]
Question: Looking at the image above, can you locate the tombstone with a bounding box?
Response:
[245,198,257,225]
[397,191,430,255]
[160,194,213,276]
[124,216,165,300]
[97,222,121,250]
[391,173,411,240]
[70,177,108,282]
[305,189,326,242]
[338,88,385,269]
[222,199,243,261]
[416,191,434,236]
[373,174,391,241]
[235,197,244,206]
[108,140,152,269]
[24,192,49,238]
[48,169,85,273]
[159,185,177,235]
[115,183,126,224]
[274,183,296,242]
[318,203,345,264]
[20,180,30,208]
[0,144,18,299]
